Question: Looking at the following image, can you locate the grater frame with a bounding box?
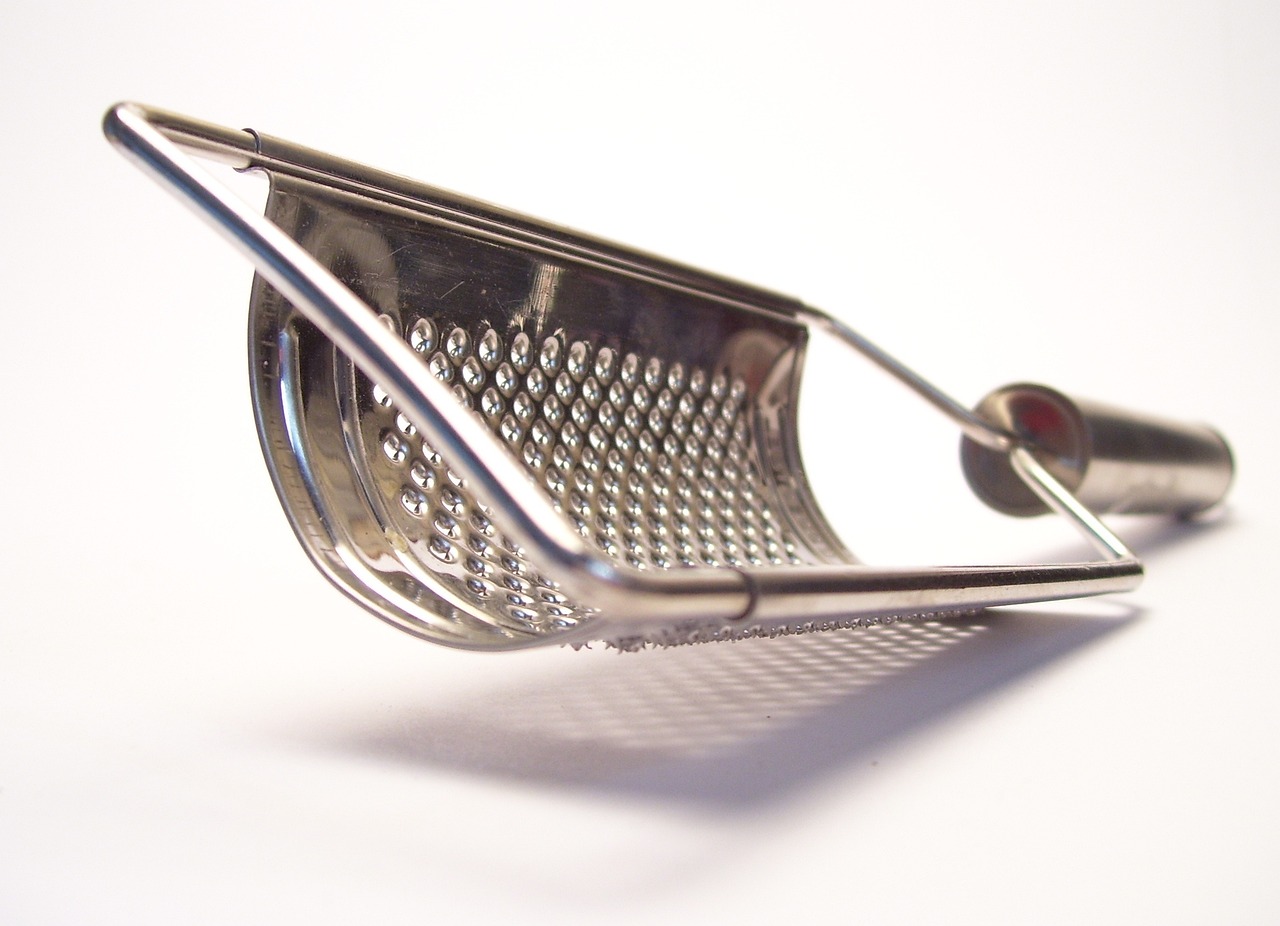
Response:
[104,102,1231,651]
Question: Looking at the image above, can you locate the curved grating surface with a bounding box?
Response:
[250,173,856,649]
[352,315,816,640]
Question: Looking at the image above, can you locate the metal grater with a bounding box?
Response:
[104,103,1234,651]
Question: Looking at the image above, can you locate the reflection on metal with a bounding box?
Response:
[103,102,1233,652]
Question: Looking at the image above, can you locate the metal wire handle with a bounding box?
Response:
[104,101,1166,639]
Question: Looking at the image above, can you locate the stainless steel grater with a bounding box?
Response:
[103,103,1234,651]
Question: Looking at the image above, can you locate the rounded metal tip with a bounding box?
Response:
[962,383,1234,519]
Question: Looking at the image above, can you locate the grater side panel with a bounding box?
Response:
[249,174,854,648]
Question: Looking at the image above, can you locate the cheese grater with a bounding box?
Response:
[103,103,1234,651]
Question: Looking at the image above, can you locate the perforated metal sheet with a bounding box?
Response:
[249,175,853,648]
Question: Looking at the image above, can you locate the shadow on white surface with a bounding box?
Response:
[285,606,1136,809]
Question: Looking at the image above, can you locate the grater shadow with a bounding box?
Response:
[296,607,1135,809]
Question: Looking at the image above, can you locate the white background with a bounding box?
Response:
[3,2,1277,923]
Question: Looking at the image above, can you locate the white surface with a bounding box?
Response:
[2,2,1277,923]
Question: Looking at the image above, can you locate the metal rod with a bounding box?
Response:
[802,307,1015,452]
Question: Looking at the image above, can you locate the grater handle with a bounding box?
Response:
[961,384,1234,518]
